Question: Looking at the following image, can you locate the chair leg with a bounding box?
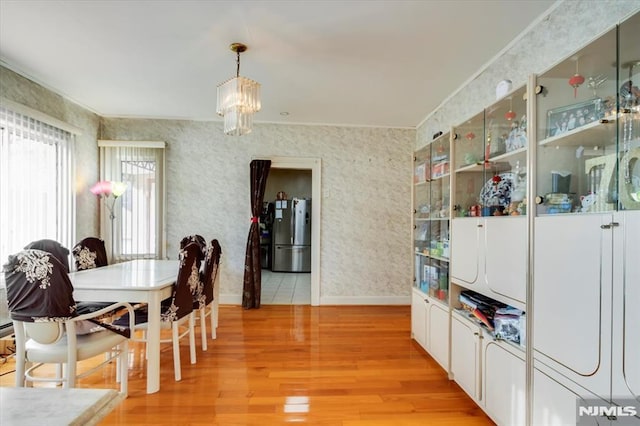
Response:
[210,304,216,339]
[13,322,27,387]
[199,307,207,351]
[172,323,181,381]
[189,313,196,364]
[15,358,26,387]
[212,301,218,337]
[118,341,129,396]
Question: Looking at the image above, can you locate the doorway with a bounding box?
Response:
[257,157,321,306]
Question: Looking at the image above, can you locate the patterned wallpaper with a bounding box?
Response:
[0,66,101,242]
[101,119,415,301]
[3,0,637,304]
[417,0,640,148]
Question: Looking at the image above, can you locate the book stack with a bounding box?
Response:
[458,290,506,331]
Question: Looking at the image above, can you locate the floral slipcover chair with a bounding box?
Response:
[72,237,108,270]
[23,239,71,273]
[4,249,130,337]
[197,239,222,345]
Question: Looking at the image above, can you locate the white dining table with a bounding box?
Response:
[68,259,179,394]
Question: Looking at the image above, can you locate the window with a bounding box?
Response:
[0,106,76,267]
[98,140,166,261]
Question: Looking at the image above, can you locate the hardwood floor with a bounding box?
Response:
[0,305,493,425]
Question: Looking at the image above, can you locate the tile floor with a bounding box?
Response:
[261,270,311,304]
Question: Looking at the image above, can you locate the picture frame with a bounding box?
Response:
[546,98,603,138]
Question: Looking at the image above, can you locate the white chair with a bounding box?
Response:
[123,242,200,381]
[5,249,134,395]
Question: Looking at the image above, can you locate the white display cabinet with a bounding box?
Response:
[411,132,451,371]
[532,10,640,417]
[450,85,528,311]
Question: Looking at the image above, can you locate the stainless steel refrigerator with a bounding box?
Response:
[272,198,311,272]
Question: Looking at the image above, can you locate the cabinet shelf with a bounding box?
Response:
[454,161,512,174]
[488,147,527,164]
[415,217,449,222]
[538,116,616,148]
[452,308,525,353]
[429,172,451,181]
[415,250,450,262]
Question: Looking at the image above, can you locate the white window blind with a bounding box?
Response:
[0,106,76,267]
[98,140,166,261]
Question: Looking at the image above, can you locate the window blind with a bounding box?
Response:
[98,140,166,261]
[0,106,75,267]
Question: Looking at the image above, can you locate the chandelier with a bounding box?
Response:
[216,43,261,136]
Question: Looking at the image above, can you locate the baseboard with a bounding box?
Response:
[319,296,410,305]
[219,294,243,305]
[219,294,410,306]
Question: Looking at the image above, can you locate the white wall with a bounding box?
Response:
[102,118,414,303]
[265,169,312,201]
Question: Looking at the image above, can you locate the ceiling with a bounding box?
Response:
[0,0,557,129]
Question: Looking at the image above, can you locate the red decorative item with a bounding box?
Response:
[569,59,585,98]
[465,132,475,140]
[492,174,502,185]
[569,74,585,97]
[504,97,516,121]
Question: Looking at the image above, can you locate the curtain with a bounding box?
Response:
[242,159,271,309]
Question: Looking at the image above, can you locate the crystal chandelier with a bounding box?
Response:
[216,43,261,136]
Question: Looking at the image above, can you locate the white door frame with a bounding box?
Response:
[261,156,321,306]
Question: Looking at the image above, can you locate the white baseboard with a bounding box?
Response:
[319,296,410,305]
[219,294,242,305]
[219,294,410,306]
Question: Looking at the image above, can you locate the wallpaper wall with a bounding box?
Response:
[101,119,414,303]
[2,0,636,305]
[0,66,101,242]
[417,1,640,148]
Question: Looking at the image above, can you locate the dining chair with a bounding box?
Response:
[196,239,222,350]
[72,237,122,316]
[121,242,200,381]
[4,249,135,395]
[23,239,71,273]
[72,237,108,271]
[180,235,208,348]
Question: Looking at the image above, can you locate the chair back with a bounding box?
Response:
[180,234,206,266]
[72,237,108,270]
[181,235,206,305]
[4,249,77,323]
[23,322,65,345]
[201,239,222,306]
[23,239,70,273]
[161,242,200,322]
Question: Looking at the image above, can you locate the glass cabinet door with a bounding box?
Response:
[484,85,528,216]
[413,133,450,304]
[453,85,528,218]
[453,111,486,217]
[618,12,640,212]
[429,133,450,302]
[414,144,431,294]
[534,26,618,215]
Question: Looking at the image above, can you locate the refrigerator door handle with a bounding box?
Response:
[290,204,295,245]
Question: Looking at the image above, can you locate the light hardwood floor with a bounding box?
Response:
[0,305,493,425]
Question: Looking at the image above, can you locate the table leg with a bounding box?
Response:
[146,293,161,394]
